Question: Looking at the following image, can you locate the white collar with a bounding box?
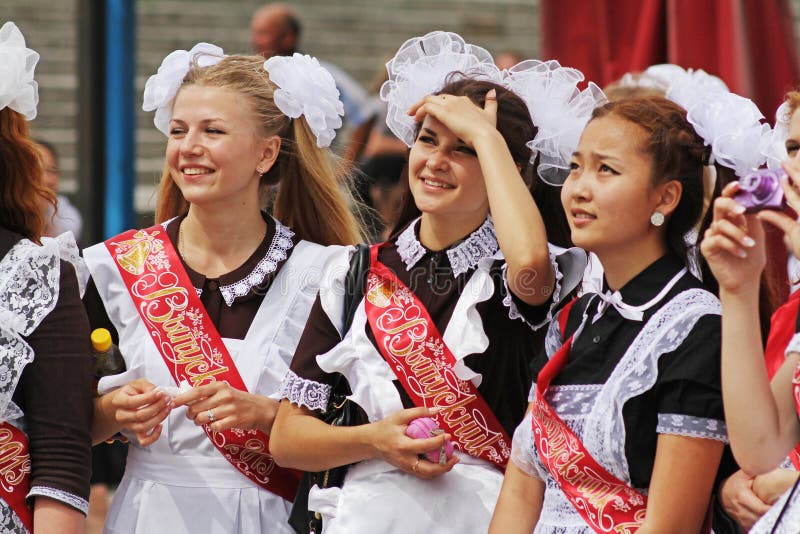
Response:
[593,267,688,323]
[166,216,295,306]
[395,216,499,276]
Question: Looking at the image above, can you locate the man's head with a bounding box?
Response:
[250,3,301,58]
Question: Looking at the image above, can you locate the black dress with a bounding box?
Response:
[0,227,93,529]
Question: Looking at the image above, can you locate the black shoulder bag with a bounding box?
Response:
[288,244,370,534]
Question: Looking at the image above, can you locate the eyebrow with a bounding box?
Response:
[421,127,437,137]
[170,117,227,124]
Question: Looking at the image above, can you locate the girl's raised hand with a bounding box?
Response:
[408,90,498,148]
[700,182,765,293]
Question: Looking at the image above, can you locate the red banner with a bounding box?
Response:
[0,422,31,531]
[531,300,647,533]
[364,244,511,469]
[105,226,301,501]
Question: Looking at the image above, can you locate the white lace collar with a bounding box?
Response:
[219,219,295,306]
[166,216,295,306]
[395,216,498,276]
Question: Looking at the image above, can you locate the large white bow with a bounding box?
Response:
[0,22,39,120]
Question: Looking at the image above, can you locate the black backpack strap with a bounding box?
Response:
[342,244,370,334]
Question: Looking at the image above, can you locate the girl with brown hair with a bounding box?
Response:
[491,77,770,532]
[270,32,597,533]
[0,21,93,533]
[83,43,361,533]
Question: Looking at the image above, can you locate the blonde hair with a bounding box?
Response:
[154,54,362,246]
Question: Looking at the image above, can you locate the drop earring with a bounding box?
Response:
[650,212,665,227]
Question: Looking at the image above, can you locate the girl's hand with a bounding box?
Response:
[408,90,499,148]
[173,382,279,434]
[368,406,458,480]
[111,378,173,446]
[719,470,772,530]
[700,182,765,293]
[752,467,800,505]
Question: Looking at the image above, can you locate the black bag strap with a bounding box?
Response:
[328,244,370,400]
[342,244,370,334]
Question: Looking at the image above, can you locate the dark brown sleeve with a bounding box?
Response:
[290,294,343,386]
[19,260,93,507]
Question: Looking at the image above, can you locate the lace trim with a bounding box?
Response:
[447,218,498,276]
[584,288,722,484]
[545,384,602,420]
[28,486,89,515]
[280,370,331,412]
[219,219,295,306]
[395,217,499,276]
[0,237,83,420]
[656,413,728,443]
[502,248,563,331]
[396,219,426,270]
[544,312,563,358]
[786,332,800,357]
[0,500,27,534]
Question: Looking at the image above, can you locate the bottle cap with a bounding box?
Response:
[91,328,112,352]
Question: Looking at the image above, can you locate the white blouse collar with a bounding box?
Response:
[395,216,499,276]
[165,216,295,306]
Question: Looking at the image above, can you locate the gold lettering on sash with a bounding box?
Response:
[370,276,508,463]
[0,428,29,489]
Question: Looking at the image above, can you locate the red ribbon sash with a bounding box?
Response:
[531,300,647,533]
[105,226,300,501]
[0,422,31,531]
[364,244,511,469]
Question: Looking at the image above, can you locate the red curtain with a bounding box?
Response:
[541,0,800,117]
[541,0,800,301]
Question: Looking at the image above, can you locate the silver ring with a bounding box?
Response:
[207,409,215,423]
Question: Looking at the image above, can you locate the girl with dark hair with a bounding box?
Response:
[270,32,597,533]
[83,44,361,533]
[491,73,771,531]
[0,22,93,533]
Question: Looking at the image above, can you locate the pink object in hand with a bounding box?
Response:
[405,417,454,464]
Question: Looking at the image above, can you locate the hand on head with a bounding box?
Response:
[408,89,499,149]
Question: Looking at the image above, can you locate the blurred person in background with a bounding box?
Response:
[250,3,371,138]
[35,140,83,242]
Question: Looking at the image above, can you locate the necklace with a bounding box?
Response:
[177,220,188,262]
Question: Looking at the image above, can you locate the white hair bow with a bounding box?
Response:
[263,53,344,148]
[142,42,225,136]
[0,22,39,121]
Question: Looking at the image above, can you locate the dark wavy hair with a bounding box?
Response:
[388,76,572,248]
[0,108,55,242]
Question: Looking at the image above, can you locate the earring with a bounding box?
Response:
[650,212,665,227]
[256,166,265,175]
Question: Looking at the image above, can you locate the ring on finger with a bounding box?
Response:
[207,409,215,423]
[411,458,421,473]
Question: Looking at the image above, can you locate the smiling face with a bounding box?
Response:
[407,115,489,223]
[561,115,667,257]
[166,84,277,210]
